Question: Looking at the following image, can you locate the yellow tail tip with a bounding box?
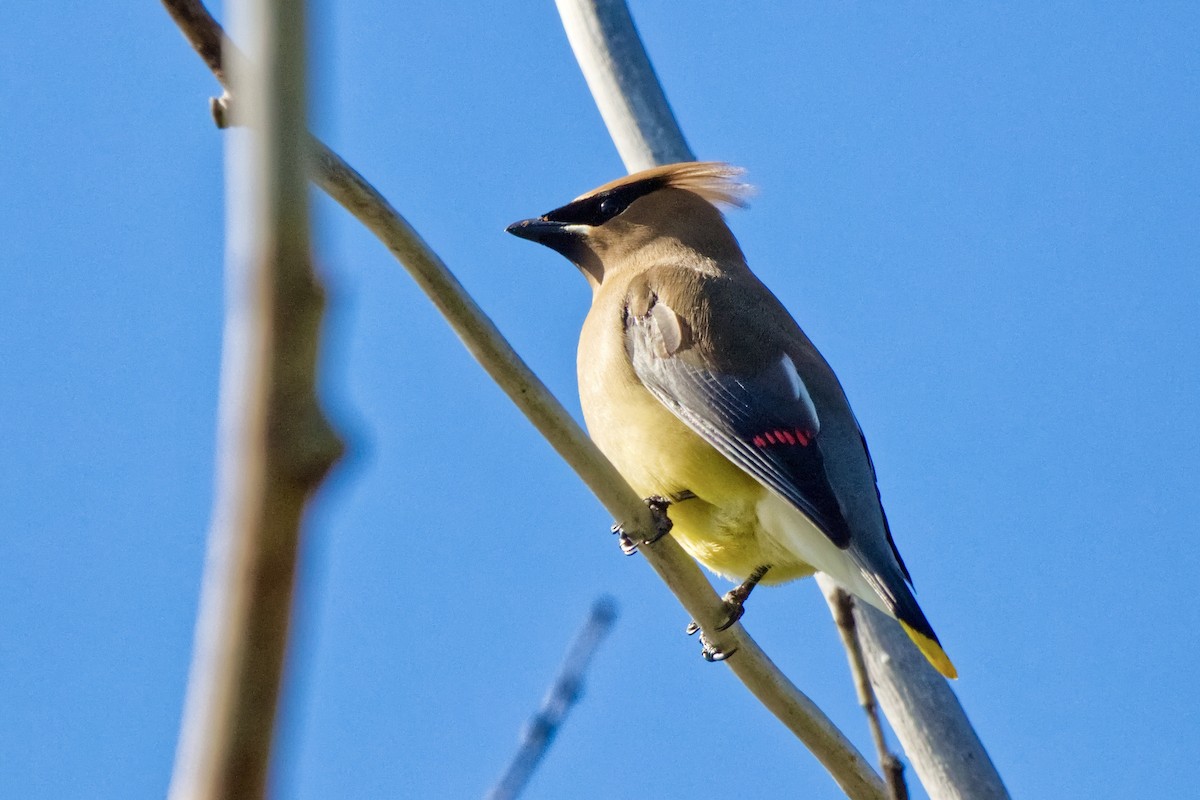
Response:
[899,621,958,680]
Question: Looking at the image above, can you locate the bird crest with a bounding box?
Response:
[573,162,752,210]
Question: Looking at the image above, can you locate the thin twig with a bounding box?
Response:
[487,597,619,800]
[162,2,885,798]
[167,0,342,796]
[831,590,908,800]
[161,0,227,82]
[555,1,1010,797]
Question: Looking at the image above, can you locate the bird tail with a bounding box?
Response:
[898,619,958,679]
[852,554,958,679]
[854,564,957,678]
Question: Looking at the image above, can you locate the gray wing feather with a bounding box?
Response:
[626,303,853,548]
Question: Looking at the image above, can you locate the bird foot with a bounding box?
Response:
[684,594,747,639]
[611,495,673,556]
[698,632,737,662]
[685,564,772,652]
[611,524,639,555]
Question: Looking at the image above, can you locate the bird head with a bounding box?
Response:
[506,162,751,288]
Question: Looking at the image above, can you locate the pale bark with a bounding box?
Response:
[166,0,342,796]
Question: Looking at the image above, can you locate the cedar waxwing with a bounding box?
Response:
[506,162,956,679]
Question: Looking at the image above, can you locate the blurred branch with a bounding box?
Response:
[829,589,908,800]
[162,1,885,798]
[487,597,619,800]
[556,0,1010,797]
[167,0,342,797]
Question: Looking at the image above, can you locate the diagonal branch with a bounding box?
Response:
[487,597,619,800]
[552,1,1010,797]
[161,1,885,797]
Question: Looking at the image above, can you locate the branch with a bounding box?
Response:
[167,0,342,796]
[555,0,692,170]
[852,599,1009,800]
[162,2,885,798]
[487,597,619,800]
[552,1,1010,796]
[829,589,908,800]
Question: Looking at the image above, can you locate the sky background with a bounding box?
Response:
[3,2,1199,798]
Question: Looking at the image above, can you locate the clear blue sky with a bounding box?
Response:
[3,2,1198,798]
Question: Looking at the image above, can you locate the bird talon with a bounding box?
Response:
[611,522,640,555]
[688,590,747,641]
[715,600,746,632]
[643,495,673,544]
[610,495,674,555]
[699,633,736,662]
[714,564,771,631]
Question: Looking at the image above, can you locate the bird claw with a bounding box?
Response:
[611,495,674,555]
[685,595,745,638]
[643,495,673,544]
[612,526,639,556]
[686,565,771,657]
[687,601,744,661]
[715,597,747,632]
[699,632,737,662]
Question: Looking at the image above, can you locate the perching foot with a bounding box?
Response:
[716,564,771,630]
[611,495,674,555]
[685,564,772,642]
[699,632,737,662]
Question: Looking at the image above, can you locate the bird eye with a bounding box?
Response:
[598,197,619,218]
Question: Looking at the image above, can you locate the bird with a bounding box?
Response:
[506,162,956,679]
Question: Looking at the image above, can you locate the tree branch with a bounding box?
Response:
[829,589,908,800]
[487,597,619,800]
[555,0,692,171]
[162,1,885,797]
[852,599,1008,800]
[167,0,342,796]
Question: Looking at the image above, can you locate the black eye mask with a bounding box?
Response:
[542,177,667,226]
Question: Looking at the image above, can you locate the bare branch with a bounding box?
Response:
[167,0,342,796]
[556,1,1009,797]
[162,0,228,83]
[162,1,885,797]
[829,589,908,800]
[555,0,693,170]
[487,597,619,800]
[852,600,1009,800]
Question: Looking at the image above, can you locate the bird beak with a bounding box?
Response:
[505,217,576,247]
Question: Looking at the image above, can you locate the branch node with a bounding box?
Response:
[210,91,234,129]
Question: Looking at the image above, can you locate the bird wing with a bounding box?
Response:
[622,276,957,678]
[624,291,853,548]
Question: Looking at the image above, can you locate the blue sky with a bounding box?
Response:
[3,2,1198,798]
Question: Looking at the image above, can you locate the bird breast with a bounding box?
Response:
[577,289,815,582]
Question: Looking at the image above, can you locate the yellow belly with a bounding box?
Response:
[666,488,818,585]
[578,312,815,583]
